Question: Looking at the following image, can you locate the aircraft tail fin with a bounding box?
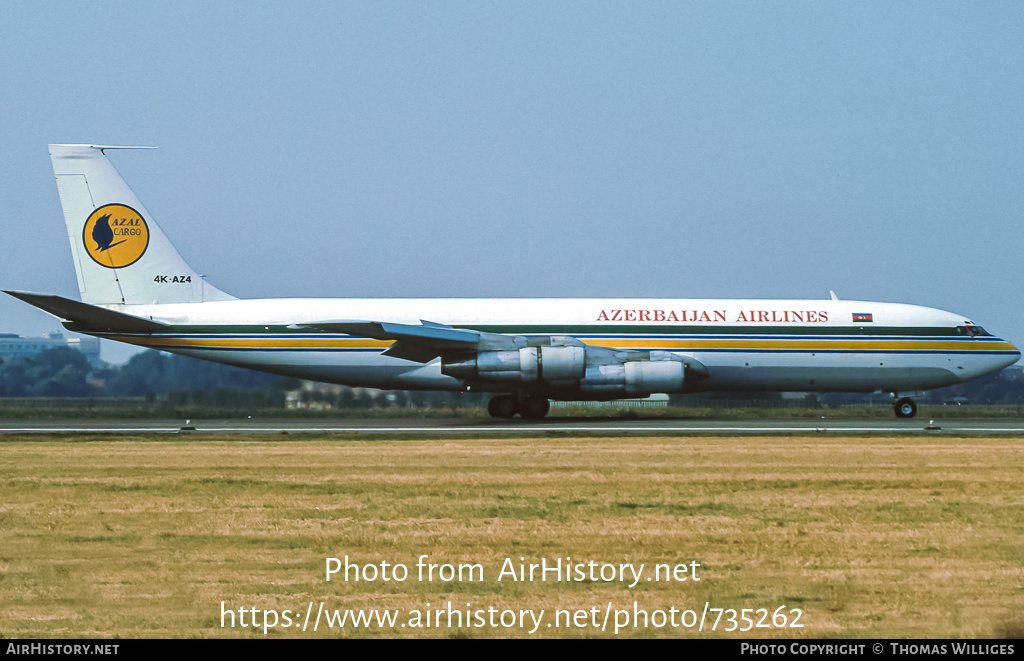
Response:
[49,144,235,306]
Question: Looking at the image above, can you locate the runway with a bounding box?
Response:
[3,417,1024,435]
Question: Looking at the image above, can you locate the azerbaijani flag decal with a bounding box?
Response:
[853,312,873,323]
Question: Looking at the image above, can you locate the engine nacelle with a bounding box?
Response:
[578,359,685,397]
[443,343,699,397]
[442,346,586,382]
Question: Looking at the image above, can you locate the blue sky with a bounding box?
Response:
[2,2,1022,363]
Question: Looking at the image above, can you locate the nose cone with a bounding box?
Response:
[977,336,1021,378]
[953,335,1020,382]
[998,339,1022,368]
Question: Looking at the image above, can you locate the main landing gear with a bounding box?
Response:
[487,394,551,419]
[894,397,918,418]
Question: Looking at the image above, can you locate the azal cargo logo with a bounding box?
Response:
[83,204,150,269]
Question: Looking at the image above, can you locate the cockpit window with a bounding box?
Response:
[957,325,993,337]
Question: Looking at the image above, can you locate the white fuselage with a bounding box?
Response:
[95,297,1020,395]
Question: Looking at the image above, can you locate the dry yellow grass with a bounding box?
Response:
[1,434,1022,638]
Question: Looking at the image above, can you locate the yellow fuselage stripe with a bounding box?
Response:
[112,336,1018,352]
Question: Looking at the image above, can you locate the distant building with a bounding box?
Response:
[0,332,102,365]
[284,381,393,410]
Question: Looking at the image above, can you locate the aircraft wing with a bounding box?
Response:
[293,319,710,382]
[291,320,522,362]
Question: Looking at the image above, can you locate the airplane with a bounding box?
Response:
[5,144,1020,419]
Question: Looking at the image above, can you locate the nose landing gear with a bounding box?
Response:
[894,397,918,418]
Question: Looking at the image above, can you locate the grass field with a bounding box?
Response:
[1,433,1022,638]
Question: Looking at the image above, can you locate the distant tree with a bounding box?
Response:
[0,357,30,396]
[354,390,375,409]
[103,350,171,396]
[0,347,94,397]
[103,350,284,396]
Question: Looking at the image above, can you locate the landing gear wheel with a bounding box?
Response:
[519,396,551,419]
[894,397,917,419]
[488,395,518,419]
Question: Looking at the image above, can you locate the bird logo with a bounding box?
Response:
[91,214,126,252]
[83,204,149,269]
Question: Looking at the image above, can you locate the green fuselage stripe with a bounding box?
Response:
[87,323,973,337]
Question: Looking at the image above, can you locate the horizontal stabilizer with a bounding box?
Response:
[3,290,170,333]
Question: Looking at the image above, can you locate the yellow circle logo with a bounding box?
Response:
[83,204,150,269]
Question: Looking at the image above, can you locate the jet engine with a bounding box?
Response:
[578,359,685,397]
[442,344,701,397]
[442,346,586,381]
